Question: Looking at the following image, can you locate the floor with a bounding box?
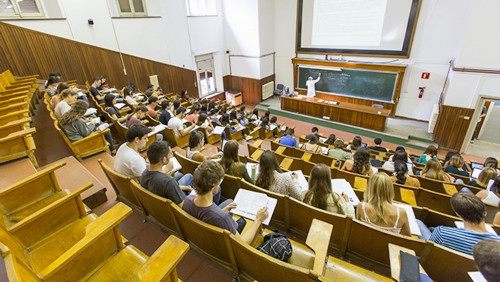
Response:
[465,139,500,160]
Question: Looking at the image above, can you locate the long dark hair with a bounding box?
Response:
[220,140,240,173]
[394,160,408,185]
[127,105,147,121]
[303,164,344,213]
[255,150,282,189]
[352,147,370,175]
[60,100,88,126]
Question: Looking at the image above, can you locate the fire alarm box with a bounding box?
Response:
[226,90,242,106]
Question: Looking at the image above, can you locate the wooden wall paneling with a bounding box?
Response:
[222,74,275,105]
[0,22,198,96]
[433,105,474,151]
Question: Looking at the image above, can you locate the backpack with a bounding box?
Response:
[257,232,293,261]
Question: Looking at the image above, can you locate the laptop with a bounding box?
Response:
[471,168,482,180]
[470,162,484,170]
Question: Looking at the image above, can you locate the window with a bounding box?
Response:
[186,0,216,16]
[0,0,44,18]
[196,54,216,97]
[116,0,146,16]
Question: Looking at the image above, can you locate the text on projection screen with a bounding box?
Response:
[312,0,387,47]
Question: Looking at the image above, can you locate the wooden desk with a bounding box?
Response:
[281,96,391,132]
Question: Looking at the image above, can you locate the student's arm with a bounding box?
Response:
[399,208,411,237]
[179,123,196,136]
[341,160,349,171]
[75,119,96,138]
[192,152,207,162]
[476,190,488,200]
[494,211,500,225]
[239,164,254,184]
[236,208,268,245]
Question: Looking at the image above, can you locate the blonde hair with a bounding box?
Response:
[477,167,498,188]
[448,154,464,169]
[421,159,446,181]
[363,173,394,224]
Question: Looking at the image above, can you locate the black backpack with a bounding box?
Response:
[257,232,293,261]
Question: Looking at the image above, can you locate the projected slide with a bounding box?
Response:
[297,0,421,57]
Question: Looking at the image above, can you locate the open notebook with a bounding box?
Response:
[232,188,277,225]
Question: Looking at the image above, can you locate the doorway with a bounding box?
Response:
[463,97,500,159]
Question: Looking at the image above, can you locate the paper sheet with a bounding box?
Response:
[232,189,277,225]
[394,203,421,236]
[212,126,225,135]
[270,124,277,131]
[115,103,126,109]
[245,163,259,181]
[162,157,182,174]
[331,179,360,206]
[148,124,167,137]
[468,272,488,282]
[321,146,329,155]
[96,123,110,132]
[284,170,308,192]
[319,137,327,143]
[84,108,97,116]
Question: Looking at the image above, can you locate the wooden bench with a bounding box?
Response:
[0,127,37,168]
[54,120,110,161]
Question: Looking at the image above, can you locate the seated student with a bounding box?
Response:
[114,124,150,178]
[278,128,297,148]
[391,160,420,187]
[220,113,237,138]
[249,108,259,121]
[89,77,105,103]
[196,113,214,133]
[368,137,388,152]
[158,100,172,125]
[238,106,247,119]
[342,147,374,176]
[475,175,500,206]
[97,76,107,91]
[356,173,411,236]
[50,82,70,108]
[54,89,79,119]
[418,145,439,164]
[324,133,336,146]
[328,139,350,160]
[123,86,137,106]
[104,93,127,123]
[180,89,190,101]
[467,167,498,189]
[141,141,194,207]
[484,157,499,169]
[260,110,270,122]
[302,135,321,153]
[187,131,221,162]
[146,96,159,118]
[421,159,455,183]
[302,163,355,217]
[172,99,181,113]
[472,240,500,282]
[168,107,196,137]
[347,136,362,151]
[383,149,414,175]
[418,193,500,255]
[45,76,60,96]
[305,127,320,140]
[185,104,200,124]
[444,154,470,177]
[144,84,154,97]
[219,140,253,184]
[182,161,269,244]
[269,116,280,137]
[126,105,148,127]
[45,72,60,88]
[255,150,301,200]
[60,100,115,153]
[200,103,208,115]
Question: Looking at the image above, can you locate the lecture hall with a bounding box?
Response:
[1,0,500,281]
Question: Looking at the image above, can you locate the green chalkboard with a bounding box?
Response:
[297,67,398,103]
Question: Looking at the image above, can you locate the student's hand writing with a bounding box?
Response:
[223,202,237,213]
[341,192,349,201]
[256,208,269,222]
[162,161,174,173]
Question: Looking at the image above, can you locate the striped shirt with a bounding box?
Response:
[429,226,500,255]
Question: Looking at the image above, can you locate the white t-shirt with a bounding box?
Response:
[168,116,184,137]
[54,101,71,120]
[306,77,320,97]
[483,190,500,206]
[114,143,146,178]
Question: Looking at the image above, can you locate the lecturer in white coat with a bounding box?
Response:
[306,73,321,97]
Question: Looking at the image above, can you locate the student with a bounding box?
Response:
[60,100,115,153]
[418,193,500,255]
[89,77,105,103]
[260,110,270,121]
[368,137,388,152]
[144,84,154,97]
[269,116,280,137]
[173,99,181,114]
[484,157,498,169]
[467,167,497,189]
[180,89,189,101]
[324,134,336,146]
[126,105,148,128]
[196,113,214,133]
[187,131,221,162]
[421,159,455,183]
[219,140,254,184]
[114,124,150,178]
[97,76,107,91]
[158,100,172,125]
[342,147,373,176]
[141,141,194,207]
[444,154,470,177]
[305,127,319,140]
[328,139,350,160]
[50,82,70,108]
[168,106,196,137]
[123,86,137,106]
[382,149,414,175]
[356,173,411,236]
[45,72,61,88]
[472,240,500,282]
[347,136,362,151]
[391,160,420,187]
[54,89,79,119]
[302,163,354,217]
[182,161,269,244]
[302,135,321,153]
[255,150,301,200]
[146,96,159,118]
[104,93,126,123]
[185,104,200,123]
[278,128,297,147]
[45,76,60,96]
[418,145,439,164]
[475,175,500,206]
[249,108,259,121]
